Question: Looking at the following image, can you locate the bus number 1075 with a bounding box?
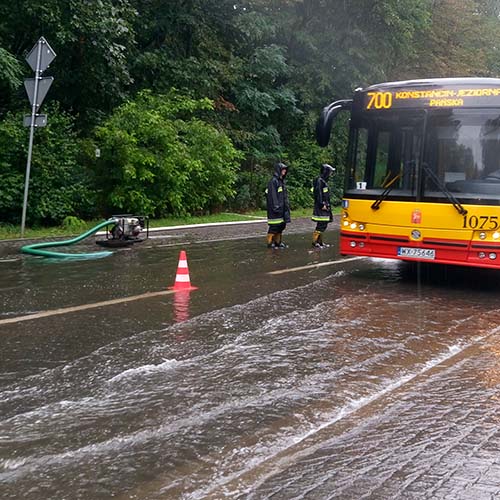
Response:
[462,215,499,230]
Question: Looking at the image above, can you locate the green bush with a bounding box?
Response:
[0,104,96,225]
[90,90,242,217]
[285,134,335,210]
[230,166,269,211]
[61,215,87,232]
[284,117,350,210]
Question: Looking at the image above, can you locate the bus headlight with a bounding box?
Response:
[479,252,486,259]
[494,232,500,240]
[343,220,349,227]
[479,232,487,240]
[350,241,357,248]
[350,222,357,229]
[358,224,365,231]
[489,253,497,260]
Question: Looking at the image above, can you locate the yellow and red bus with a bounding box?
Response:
[317,77,500,268]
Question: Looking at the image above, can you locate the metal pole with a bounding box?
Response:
[21,40,43,237]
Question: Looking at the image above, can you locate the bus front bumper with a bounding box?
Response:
[340,231,500,268]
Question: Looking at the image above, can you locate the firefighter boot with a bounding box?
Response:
[275,233,288,248]
[266,233,275,248]
[318,232,330,248]
[317,232,330,248]
[312,231,322,248]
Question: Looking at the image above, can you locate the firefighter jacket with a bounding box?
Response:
[312,175,333,222]
[266,167,291,225]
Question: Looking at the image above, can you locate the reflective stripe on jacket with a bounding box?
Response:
[312,176,333,222]
[266,174,290,224]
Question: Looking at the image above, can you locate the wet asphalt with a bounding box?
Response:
[1,218,500,499]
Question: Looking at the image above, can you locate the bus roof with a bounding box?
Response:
[362,77,500,92]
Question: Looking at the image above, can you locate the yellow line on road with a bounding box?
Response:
[0,290,175,326]
[268,256,365,275]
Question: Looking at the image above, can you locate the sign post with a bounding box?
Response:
[21,37,56,237]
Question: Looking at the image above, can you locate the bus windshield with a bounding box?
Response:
[424,109,500,201]
[347,108,500,203]
[347,111,423,198]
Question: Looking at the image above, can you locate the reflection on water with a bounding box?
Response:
[1,238,500,499]
[399,260,500,290]
[172,291,192,324]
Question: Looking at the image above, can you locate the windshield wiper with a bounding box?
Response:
[421,163,468,216]
[371,174,401,210]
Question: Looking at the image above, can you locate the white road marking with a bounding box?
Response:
[268,256,365,275]
[0,290,176,326]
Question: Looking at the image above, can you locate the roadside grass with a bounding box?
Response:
[0,207,333,241]
[0,213,258,241]
[229,207,339,219]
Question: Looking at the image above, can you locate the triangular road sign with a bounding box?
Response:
[24,77,54,108]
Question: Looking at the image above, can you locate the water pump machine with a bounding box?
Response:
[96,215,149,248]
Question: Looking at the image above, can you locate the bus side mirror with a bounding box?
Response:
[316,99,352,147]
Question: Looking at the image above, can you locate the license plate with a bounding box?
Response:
[397,247,436,260]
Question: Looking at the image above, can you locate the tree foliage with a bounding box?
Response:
[0,105,95,225]
[0,47,23,116]
[2,0,500,225]
[90,91,241,216]
[0,0,136,126]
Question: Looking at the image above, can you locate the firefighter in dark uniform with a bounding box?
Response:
[312,163,335,247]
[266,162,291,248]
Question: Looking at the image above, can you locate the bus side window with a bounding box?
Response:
[373,131,390,188]
[354,128,368,184]
[481,118,500,177]
[401,129,420,191]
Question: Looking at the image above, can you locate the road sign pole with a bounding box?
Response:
[21,36,56,237]
[20,40,43,237]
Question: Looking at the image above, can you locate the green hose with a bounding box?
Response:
[20,219,116,259]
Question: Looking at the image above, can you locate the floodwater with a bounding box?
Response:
[1,228,500,499]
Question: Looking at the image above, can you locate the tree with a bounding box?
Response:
[0,104,96,225]
[130,0,241,99]
[90,90,241,216]
[0,47,23,117]
[0,0,137,129]
[3,0,500,220]
[409,0,490,78]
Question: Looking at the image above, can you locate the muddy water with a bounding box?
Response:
[1,231,500,499]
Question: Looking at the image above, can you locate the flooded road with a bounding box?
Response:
[1,226,500,499]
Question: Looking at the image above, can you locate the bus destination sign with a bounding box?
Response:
[364,87,500,110]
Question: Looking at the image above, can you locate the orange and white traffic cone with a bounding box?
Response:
[169,250,198,291]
